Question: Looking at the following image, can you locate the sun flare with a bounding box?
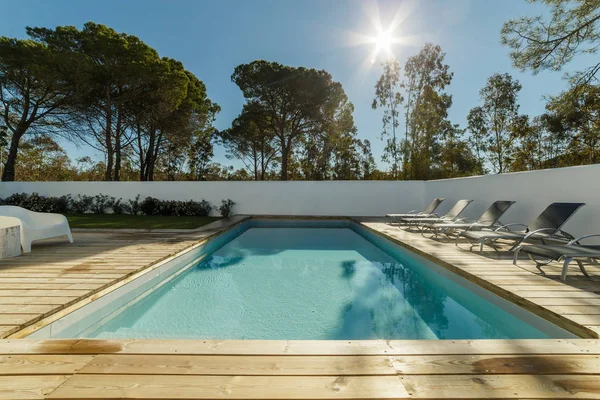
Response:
[374,30,393,53]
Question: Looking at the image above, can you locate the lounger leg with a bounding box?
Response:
[22,240,32,253]
[67,231,74,243]
[561,257,573,281]
[513,246,522,265]
[576,260,592,279]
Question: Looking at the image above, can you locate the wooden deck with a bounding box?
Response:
[361,222,600,338]
[1,338,600,399]
[0,217,600,398]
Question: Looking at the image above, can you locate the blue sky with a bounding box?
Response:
[0,0,584,169]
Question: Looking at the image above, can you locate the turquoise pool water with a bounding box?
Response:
[76,220,572,340]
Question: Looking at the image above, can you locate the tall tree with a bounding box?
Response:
[502,0,600,88]
[372,59,403,179]
[469,73,522,173]
[219,102,278,180]
[403,43,453,179]
[28,22,164,181]
[0,36,78,181]
[231,60,355,180]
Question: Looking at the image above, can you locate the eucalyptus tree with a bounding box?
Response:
[469,73,522,173]
[403,43,453,179]
[0,35,79,181]
[231,60,355,180]
[502,0,600,89]
[372,58,403,179]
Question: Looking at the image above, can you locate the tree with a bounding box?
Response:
[231,60,355,180]
[0,35,78,181]
[28,23,167,181]
[403,44,453,179]
[502,0,600,88]
[469,73,522,173]
[14,135,76,181]
[372,59,403,179]
[466,106,488,174]
[545,83,600,164]
[436,122,482,178]
[219,102,278,180]
[188,129,215,181]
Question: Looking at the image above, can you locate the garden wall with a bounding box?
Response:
[2,164,599,236]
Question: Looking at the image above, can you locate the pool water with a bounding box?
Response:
[78,222,573,340]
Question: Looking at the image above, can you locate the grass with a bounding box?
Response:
[66,214,222,230]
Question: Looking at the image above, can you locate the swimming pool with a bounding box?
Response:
[36,219,575,340]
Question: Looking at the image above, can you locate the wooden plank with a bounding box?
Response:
[0,375,68,400]
[546,306,600,315]
[78,354,396,376]
[46,374,409,399]
[0,355,94,375]
[0,290,95,297]
[0,314,41,325]
[0,305,57,314]
[0,297,79,306]
[563,314,600,325]
[1,339,599,356]
[390,354,600,375]
[399,374,600,398]
[0,327,18,338]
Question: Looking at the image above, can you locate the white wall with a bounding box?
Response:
[0,181,425,217]
[425,164,600,237]
[1,165,598,235]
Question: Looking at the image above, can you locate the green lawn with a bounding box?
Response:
[66,214,222,230]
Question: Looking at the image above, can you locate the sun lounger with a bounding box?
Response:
[386,197,445,224]
[458,202,585,254]
[513,234,600,281]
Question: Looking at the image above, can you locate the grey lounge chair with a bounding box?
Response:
[513,235,600,281]
[421,200,516,237]
[386,198,445,224]
[458,202,585,254]
[400,199,473,227]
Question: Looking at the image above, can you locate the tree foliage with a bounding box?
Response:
[502,0,600,88]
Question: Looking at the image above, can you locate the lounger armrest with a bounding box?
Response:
[454,217,477,223]
[494,223,528,232]
[567,234,600,245]
[522,228,572,241]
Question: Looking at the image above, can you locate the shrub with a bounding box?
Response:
[127,195,142,215]
[111,197,126,215]
[71,194,94,214]
[219,199,235,217]
[1,192,71,214]
[90,194,111,214]
[141,196,161,216]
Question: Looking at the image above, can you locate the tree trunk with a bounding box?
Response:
[1,127,26,182]
[280,145,290,181]
[104,85,114,181]
[113,110,124,181]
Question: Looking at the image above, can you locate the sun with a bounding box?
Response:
[375,30,393,54]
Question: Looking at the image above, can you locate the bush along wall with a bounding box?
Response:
[0,193,236,217]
